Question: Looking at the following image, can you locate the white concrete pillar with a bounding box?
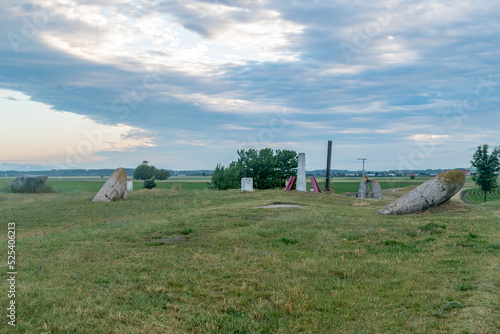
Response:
[297,153,306,191]
[127,179,133,192]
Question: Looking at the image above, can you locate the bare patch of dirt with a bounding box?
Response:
[252,204,305,209]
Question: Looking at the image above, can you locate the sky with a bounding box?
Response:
[0,0,499,172]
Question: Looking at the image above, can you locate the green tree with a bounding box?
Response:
[155,169,171,180]
[470,144,500,203]
[208,149,298,191]
[207,163,240,190]
[133,161,156,180]
[235,148,298,189]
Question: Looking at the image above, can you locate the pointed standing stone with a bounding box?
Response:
[92,168,128,202]
[370,179,383,199]
[356,177,370,198]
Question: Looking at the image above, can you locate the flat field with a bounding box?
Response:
[0,177,499,333]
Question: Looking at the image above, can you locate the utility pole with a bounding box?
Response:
[325,140,332,191]
[358,158,367,180]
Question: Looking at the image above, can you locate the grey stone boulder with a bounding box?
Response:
[356,177,383,199]
[370,179,383,199]
[356,177,370,198]
[379,169,465,215]
[92,168,128,202]
[10,175,48,193]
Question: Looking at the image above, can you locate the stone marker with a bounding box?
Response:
[297,153,306,192]
[241,178,253,192]
[92,168,128,202]
[356,177,370,198]
[357,177,383,199]
[379,169,465,215]
[10,175,48,193]
[127,179,133,192]
[370,179,383,199]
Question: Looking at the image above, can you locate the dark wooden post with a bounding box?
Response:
[325,140,332,191]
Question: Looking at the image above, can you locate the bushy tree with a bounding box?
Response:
[133,161,156,180]
[133,161,170,180]
[207,163,240,190]
[155,169,171,180]
[471,144,500,202]
[235,148,298,189]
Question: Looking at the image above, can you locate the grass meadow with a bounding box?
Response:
[0,176,499,333]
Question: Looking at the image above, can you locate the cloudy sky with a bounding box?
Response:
[1,0,498,171]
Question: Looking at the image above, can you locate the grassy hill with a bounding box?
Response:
[0,178,499,333]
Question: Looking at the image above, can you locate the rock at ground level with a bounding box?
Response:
[92,168,128,202]
[379,169,465,215]
[10,175,48,193]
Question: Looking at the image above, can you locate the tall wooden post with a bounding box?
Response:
[325,140,332,191]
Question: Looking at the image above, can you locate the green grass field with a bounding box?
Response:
[1,177,499,333]
[1,176,430,195]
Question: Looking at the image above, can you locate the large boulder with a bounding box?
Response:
[379,170,465,215]
[10,175,48,193]
[92,168,128,202]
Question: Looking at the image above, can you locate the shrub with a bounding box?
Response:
[143,178,157,189]
[207,164,239,190]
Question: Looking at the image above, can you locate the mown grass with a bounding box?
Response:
[0,179,499,333]
[462,187,500,204]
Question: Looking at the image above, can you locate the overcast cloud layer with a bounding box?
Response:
[1,0,499,171]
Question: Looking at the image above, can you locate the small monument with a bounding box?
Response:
[127,179,133,192]
[10,175,48,193]
[92,168,128,202]
[379,169,465,215]
[356,177,370,198]
[356,177,383,199]
[241,178,253,192]
[297,153,306,192]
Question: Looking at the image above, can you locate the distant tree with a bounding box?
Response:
[155,169,171,180]
[410,175,415,180]
[133,161,156,180]
[207,163,240,190]
[143,178,157,189]
[470,144,500,203]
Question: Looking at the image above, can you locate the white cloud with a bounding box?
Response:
[407,134,451,141]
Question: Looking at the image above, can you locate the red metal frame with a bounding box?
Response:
[285,176,297,191]
[311,177,321,193]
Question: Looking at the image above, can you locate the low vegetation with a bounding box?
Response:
[0,177,499,333]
